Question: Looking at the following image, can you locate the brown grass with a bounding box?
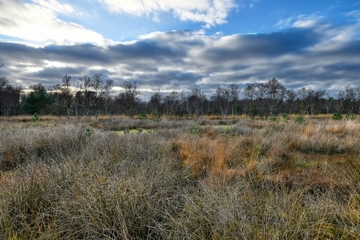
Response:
[1,117,360,238]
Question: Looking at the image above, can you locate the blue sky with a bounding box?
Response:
[0,0,360,96]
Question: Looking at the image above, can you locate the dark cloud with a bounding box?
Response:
[0,42,111,65]
[122,65,159,73]
[202,27,320,61]
[324,62,360,74]
[0,42,40,62]
[109,41,181,60]
[43,44,110,64]
[326,40,360,57]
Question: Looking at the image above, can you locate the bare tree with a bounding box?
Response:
[264,78,286,115]
[148,91,162,117]
[61,74,74,118]
[76,76,95,116]
[0,77,9,90]
[187,88,207,116]
[253,83,267,119]
[229,84,240,116]
[244,83,256,102]
[116,81,140,117]
[283,89,297,114]
[297,87,308,115]
[339,85,357,114]
[297,88,325,115]
[244,83,261,118]
[163,91,180,116]
[101,79,113,115]
[0,77,22,116]
[0,65,23,116]
[211,87,231,117]
[91,74,104,117]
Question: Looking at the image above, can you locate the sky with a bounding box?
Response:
[0,0,360,97]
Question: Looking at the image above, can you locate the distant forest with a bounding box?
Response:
[0,72,360,118]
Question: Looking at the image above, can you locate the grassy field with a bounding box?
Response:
[0,116,359,239]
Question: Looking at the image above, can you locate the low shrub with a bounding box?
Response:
[152,111,161,122]
[30,112,40,122]
[295,115,305,123]
[188,124,200,135]
[269,115,278,122]
[282,113,290,121]
[332,111,342,120]
[138,109,147,119]
[346,113,356,120]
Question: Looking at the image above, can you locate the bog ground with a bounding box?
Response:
[0,116,360,239]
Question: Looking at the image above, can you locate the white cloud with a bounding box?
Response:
[345,10,360,19]
[293,19,318,28]
[275,14,321,29]
[32,0,75,14]
[310,22,360,52]
[0,0,105,45]
[275,17,293,28]
[275,13,360,50]
[99,0,237,27]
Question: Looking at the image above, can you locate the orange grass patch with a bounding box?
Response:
[172,134,266,183]
[173,136,237,180]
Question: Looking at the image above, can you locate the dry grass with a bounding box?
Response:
[1,117,360,239]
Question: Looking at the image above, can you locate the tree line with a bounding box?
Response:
[0,73,360,118]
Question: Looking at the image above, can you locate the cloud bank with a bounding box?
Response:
[1,17,359,96]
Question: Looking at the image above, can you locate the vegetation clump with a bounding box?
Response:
[138,109,147,119]
[269,115,278,122]
[188,124,200,135]
[282,113,290,121]
[346,113,356,120]
[85,127,94,136]
[332,111,343,120]
[152,111,162,122]
[30,112,40,122]
[295,115,305,123]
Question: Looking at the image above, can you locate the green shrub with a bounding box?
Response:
[269,115,279,123]
[295,115,305,123]
[138,109,147,119]
[332,111,342,120]
[269,115,276,121]
[282,113,290,121]
[30,112,40,122]
[85,127,94,136]
[152,111,161,122]
[188,124,200,134]
[346,113,356,120]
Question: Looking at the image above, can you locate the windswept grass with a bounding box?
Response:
[1,117,360,239]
